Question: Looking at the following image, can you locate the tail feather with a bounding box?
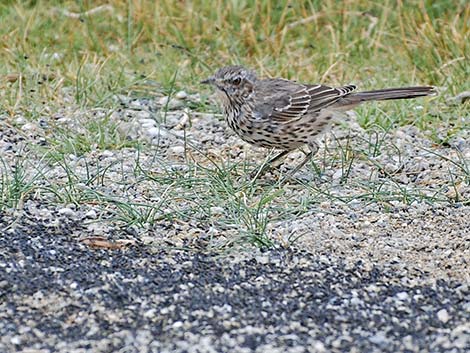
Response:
[347,86,437,102]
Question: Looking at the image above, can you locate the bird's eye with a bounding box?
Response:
[232,77,241,85]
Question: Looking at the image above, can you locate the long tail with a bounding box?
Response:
[350,86,437,101]
[336,86,437,108]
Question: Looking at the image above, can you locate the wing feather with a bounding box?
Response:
[253,79,357,123]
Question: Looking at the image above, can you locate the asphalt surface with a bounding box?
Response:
[1,211,469,353]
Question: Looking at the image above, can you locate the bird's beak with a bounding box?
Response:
[200,77,214,85]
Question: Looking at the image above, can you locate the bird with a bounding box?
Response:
[201,65,437,178]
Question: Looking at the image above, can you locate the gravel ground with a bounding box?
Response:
[1,212,469,353]
[1,91,469,351]
[272,202,470,282]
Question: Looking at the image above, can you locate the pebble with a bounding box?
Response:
[139,118,157,126]
[15,116,26,125]
[369,331,388,345]
[57,207,75,218]
[101,150,114,158]
[332,169,343,181]
[128,99,145,110]
[167,146,185,157]
[145,127,161,138]
[175,91,188,100]
[85,210,97,219]
[10,336,21,345]
[437,308,450,324]
[21,123,36,131]
[210,207,225,215]
[396,292,409,301]
[311,341,326,352]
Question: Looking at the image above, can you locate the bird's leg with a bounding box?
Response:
[285,141,319,178]
[250,149,290,180]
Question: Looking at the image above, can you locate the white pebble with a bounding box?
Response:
[15,116,26,125]
[129,100,143,109]
[332,169,343,180]
[139,118,157,126]
[311,341,326,353]
[143,308,157,318]
[21,123,36,131]
[168,146,185,157]
[437,309,450,323]
[172,321,183,328]
[210,206,225,215]
[101,150,114,158]
[10,336,21,345]
[58,207,75,217]
[369,331,387,345]
[396,292,409,301]
[85,210,97,219]
[136,110,150,119]
[175,91,188,99]
[158,96,170,105]
[146,127,161,138]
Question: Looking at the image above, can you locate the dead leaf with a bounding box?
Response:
[80,236,135,250]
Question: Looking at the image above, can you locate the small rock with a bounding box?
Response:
[255,255,270,265]
[85,210,97,219]
[15,116,26,125]
[139,118,157,127]
[10,336,21,345]
[101,150,114,158]
[332,169,343,181]
[311,341,326,353]
[350,296,362,306]
[58,207,75,218]
[21,123,36,131]
[172,321,183,328]
[167,145,185,157]
[396,292,409,301]
[117,121,139,140]
[136,110,151,119]
[143,308,157,318]
[210,206,225,215]
[369,331,388,345]
[437,308,450,323]
[128,99,144,110]
[175,91,188,100]
[146,127,161,138]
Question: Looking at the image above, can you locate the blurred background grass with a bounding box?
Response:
[1,0,468,108]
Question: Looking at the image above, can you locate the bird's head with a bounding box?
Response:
[201,66,257,104]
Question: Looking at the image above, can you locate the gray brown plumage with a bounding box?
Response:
[201,65,436,177]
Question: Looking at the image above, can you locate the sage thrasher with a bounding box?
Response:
[201,65,436,177]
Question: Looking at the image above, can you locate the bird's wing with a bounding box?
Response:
[304,84,357,112]
[253,79,357,123]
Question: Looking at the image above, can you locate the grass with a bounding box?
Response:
[0,0,469,246]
